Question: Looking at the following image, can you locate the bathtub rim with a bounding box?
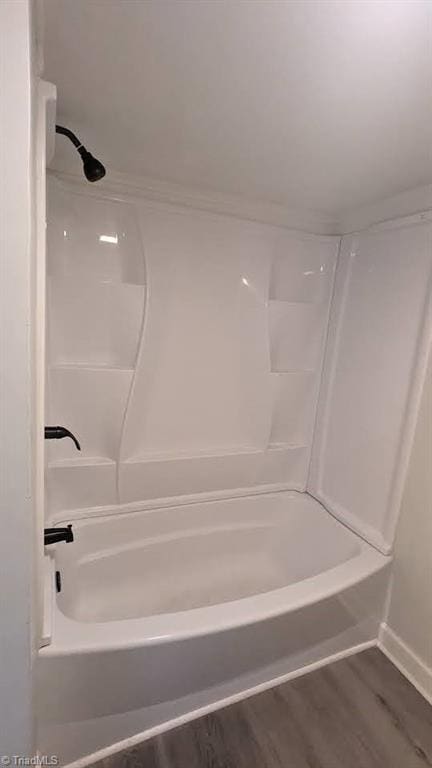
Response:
[47,482,305,527]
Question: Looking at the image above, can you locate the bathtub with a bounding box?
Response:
[37,491,390,764]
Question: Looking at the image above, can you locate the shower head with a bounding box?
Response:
[55,125,106,182]
[77,147,106,182]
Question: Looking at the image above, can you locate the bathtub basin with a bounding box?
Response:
[44,490,386,649]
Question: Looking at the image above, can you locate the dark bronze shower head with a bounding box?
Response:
[55,124,106,182]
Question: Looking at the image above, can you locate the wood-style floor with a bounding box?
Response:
[96,649,432,768]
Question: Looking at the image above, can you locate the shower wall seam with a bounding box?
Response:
[305,235,342,488]
[307,237,357,496]
[115,200,149,504]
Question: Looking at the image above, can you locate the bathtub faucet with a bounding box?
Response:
[44,525,74,546]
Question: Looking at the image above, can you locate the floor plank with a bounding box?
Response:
[94,648,432,768]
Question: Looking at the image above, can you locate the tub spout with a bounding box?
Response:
[44,525,74,546]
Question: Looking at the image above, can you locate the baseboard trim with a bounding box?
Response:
[62,639,376,768]
[379,623,432,705]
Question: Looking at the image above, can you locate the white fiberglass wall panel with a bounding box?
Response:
[48,279,144,369]
[309,217,432,553]
[121,209,272,459]
[45,178,146,517]
[46,177,338,512]
[119,206,338,503]
[46,179,144,284]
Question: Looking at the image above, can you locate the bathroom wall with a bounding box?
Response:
[380,347,432,700]
[46,176,338,517]
[309,215,432,553]
[0,0,37,756]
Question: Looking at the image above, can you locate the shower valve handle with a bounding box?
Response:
[44,426,81,451]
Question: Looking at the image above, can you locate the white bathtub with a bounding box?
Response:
[38,491,390,764]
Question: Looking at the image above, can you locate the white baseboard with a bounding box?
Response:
[379,623,432,705]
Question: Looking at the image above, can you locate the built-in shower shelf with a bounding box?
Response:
[47,270,147,288]
[128,445,266,463]
[268,297,324,373]
[267,298,320,306]
[49,276,146,289]
[48,456,116,469]
[47,457,117,514]
[270,368,315,374]
[48,277,145,369]
[268,442,308,451]
[125,443,308,468]
[76,277,146,287]
[50,363,134,373]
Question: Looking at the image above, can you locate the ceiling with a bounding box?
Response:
[42,0,432,217]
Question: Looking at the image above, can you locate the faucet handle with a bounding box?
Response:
[45,426,81,451]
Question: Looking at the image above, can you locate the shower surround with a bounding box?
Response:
[46,176,338,513]
[39,174,432,764]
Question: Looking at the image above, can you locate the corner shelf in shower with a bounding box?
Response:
[269,369,318,446]
[122,443,309,473]
[127,444,268,463]
[267,442,308,450]
[50,363,134,372]
[47,457,117,515]
[48,456,116,468]
[47,277,146,370]
[267,298,321,306]
[48,276,146,288]
[268,298,324,373]
[269,368,315,374]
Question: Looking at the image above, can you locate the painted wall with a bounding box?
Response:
[384,346,432,692]
[0,0,36,757]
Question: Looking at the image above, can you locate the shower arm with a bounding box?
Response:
[55,125,84,150]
